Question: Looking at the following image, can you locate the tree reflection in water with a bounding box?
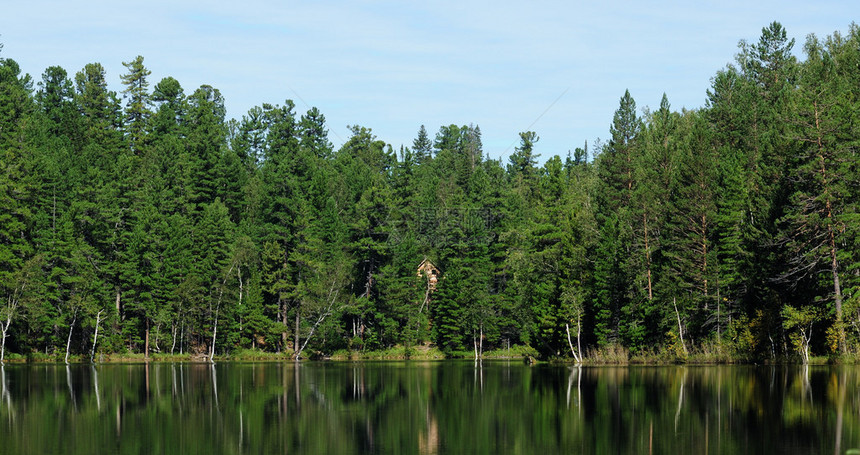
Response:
[0,362,858,454]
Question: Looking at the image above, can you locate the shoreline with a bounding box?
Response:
[0,347,850,366]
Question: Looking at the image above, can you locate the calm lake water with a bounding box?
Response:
[0,361,858,454]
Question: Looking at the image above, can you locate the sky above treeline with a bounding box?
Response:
[0,1,853,161]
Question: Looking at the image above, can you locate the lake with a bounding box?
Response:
[0,361,857,454]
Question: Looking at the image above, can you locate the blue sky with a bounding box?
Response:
[0,1,853,161]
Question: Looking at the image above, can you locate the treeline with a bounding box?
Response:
[1,22,859,362]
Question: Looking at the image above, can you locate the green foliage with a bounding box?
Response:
[782,304,821,363]
[120,55,151,153]
[1,23,859,363]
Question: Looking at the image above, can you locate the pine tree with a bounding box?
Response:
[661,111,719,345]
[412,124,433,164]
[120,56,151,154]
[71,62,125,351]
[0,55,38,361]
[591,90,642,346]
[232,105,267,172]
[508,131,540,202]
[299,107,333,159]
[777,31,859,353]
[185,85,227,208]
[335,125,394,348]
[36,66,80,140]
[599,90,641,210]
[194,198,236,357]
[630,94,679,343]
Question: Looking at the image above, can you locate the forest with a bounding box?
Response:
[1,22,859,363]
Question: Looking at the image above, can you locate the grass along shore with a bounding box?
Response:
[3,342,858,365]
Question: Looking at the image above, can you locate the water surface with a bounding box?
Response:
[1,362,857,454]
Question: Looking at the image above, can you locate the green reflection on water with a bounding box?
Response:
[1,362,858,454]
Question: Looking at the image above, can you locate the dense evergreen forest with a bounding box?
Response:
[1,22,859,363]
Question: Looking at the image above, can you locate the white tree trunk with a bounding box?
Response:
[0,316,10,364]
[65,309,78,365]
[479,324,483,360]
[210,308,219,364]
[237,266,244,335]
[577,318,582,362]
[566,323,581,364]
[170,323,177,355]
[295,283,340,360]
[295,305,333,360]
[210,263,234,363]
[800,328,812,365]
[90,310,102,363]
[2,293,21,363]
[674,297,688,355]
[418,285,431,314]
